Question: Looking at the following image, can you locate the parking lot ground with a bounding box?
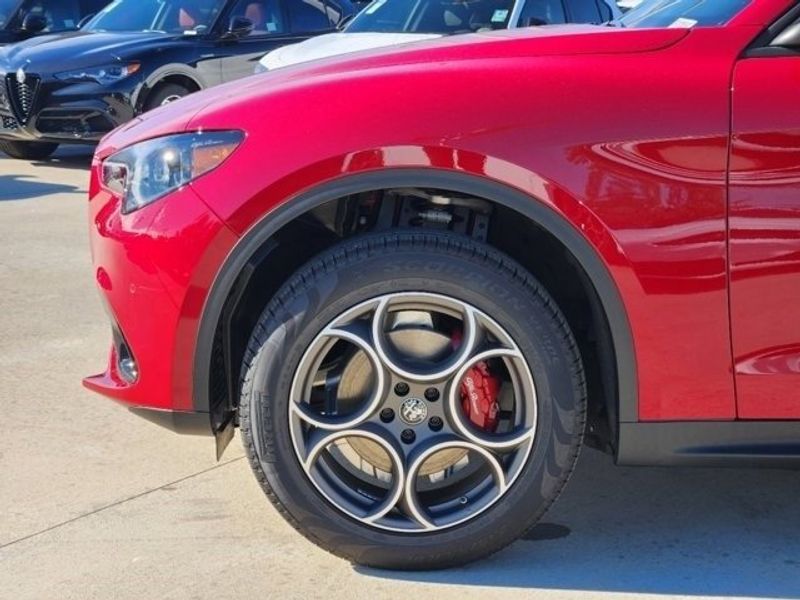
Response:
[1,146,799,600]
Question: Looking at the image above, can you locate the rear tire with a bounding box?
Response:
[240,232,587,569]
[143,82,193,112]
[0,140,59,160]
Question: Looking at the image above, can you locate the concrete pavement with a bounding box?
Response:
[1,146,798,600]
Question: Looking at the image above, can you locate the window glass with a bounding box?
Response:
[323,0,344,26]
[0,0,19,29]
[347,0,516,34]
[21,0,83,31]
[520,0,566,26]
[618,0,751,28]
[86,0,226,33]
[287,0,330,32]
[229,0,286,34]
[595,0,613,21]
[81,0,112,16]
[567,0,602,23]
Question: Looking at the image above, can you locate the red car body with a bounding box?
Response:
[85,0,800,466]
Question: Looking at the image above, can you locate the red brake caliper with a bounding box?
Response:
[460,361,501,432]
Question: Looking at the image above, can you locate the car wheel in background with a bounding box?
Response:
[240,232,587,569]
[0,140,59,160]
[143,82,193,111]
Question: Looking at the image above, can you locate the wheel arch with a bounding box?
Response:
[134,66,205,113]
[193,169,639,453]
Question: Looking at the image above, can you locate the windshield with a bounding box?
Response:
[347,0,517,35]
[85,0,225,33]
[0,0,20,29]
[618,0,751,28]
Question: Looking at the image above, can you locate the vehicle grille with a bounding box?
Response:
[6,73,40,125]
[0,79,9,111]
[1,115,17,130]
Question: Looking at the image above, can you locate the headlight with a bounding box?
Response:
[101,131,244,213]
[54,62,141,85]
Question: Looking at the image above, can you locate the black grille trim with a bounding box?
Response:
[6,73,41,125]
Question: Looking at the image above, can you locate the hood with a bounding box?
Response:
[0,31,180,73]
[260,32,442,71]
[107,25,691,152]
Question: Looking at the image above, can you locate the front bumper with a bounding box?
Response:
[83,157,239,436]
[0,71,137,144]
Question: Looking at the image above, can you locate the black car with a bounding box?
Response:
[0,0,110,46]
[0,0,358,159]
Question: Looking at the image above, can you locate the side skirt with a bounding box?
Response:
[617,421,800,468]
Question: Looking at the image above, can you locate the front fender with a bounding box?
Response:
[189,164,639,428]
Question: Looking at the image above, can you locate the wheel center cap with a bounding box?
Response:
[399,397,427,425]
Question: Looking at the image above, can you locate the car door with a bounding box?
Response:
[215,0,339,83]
[729,15,800,419]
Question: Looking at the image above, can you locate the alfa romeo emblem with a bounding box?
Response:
[399,397,427,425]
[16,68,25,85]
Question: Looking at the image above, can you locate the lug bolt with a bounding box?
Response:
[429,416,443,432]
[424,388,440,402]
[394,382,410,396]
[401,429,416,444]
[380,408,395,423]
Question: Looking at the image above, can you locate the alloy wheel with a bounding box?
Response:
[288,292,538,532]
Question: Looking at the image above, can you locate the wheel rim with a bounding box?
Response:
[288,292,538,533]
[160,94,183,106]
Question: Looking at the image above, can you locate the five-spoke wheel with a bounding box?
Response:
[241,232,585,569]
[289,292,537,532]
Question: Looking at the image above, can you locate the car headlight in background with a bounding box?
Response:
[54,62,141,85]
[101,131,244,213]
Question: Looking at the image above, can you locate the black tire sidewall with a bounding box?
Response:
[143,83,190,112]
[243,234,584,569]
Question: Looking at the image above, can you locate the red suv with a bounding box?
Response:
[85,0,800,569]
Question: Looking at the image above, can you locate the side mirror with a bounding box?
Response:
[224,16,254,39]
[772,21,800,48]
[21,13,48,33]
[77,13,95,29]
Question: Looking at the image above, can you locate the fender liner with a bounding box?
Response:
[192,169,639,432]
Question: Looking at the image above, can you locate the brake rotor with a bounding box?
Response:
[342,325,469,476]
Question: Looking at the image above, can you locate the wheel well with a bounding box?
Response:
[205,186,622,454]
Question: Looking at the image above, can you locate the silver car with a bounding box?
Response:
[257,0,623,71]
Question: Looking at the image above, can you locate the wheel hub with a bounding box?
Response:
[399,397,428,425]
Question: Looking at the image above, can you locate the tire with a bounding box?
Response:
[0,140,59,160]
[240,231,586,569]
[143,82,192,112]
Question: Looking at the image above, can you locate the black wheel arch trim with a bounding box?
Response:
[192,169,640,435]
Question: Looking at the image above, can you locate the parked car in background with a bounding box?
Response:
[0,0,109,46]
[84,0,800,572]
[0,0,359,160]
[257,0,622,71]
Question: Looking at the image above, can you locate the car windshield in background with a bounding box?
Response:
[347,0,517,34]
[0,0,20,28]
[618,0,751,28]
[85,0,226,33]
